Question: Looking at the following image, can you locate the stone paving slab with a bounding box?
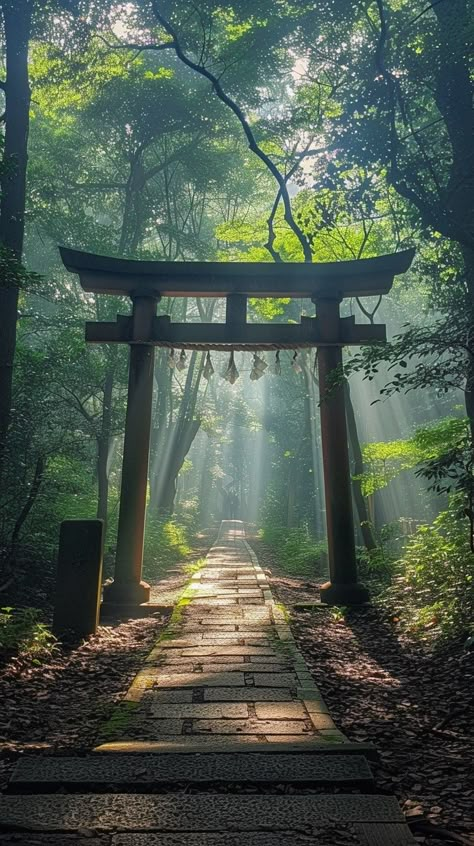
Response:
[199,662,291,673]
[148,703,250,719]
[11,753,374,787]
[0,826,417,845]
[154,672,247,687]
[251,673,298,687]
[176,645,279,656]
[195,630,273,639]
[0,794,406,830]
[110,829,416,846]
[203,687,294,701]
[254,702,307,719]
[0,838,108,846]
[159,655,245,664]
[142,691,194,703]
[191,719,311,735]
[93,740,379,756]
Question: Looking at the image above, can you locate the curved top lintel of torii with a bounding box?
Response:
[59,246,415,301]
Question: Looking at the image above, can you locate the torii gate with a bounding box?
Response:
[60,246,414,611]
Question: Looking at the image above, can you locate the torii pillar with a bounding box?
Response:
[102,291,159,609]
[315,294,369,605]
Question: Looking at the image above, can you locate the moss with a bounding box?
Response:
[275,601,290,622]
[97,555,205,738]
[183,557,206,576]
[158,596,193,641]
[320,735,346,744]
[98,700,141,741]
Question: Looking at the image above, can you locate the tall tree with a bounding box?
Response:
[0,0,33,475]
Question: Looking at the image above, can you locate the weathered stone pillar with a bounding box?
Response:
[53,519,104,638]
[102,292,159,610]
[315,295,369,605]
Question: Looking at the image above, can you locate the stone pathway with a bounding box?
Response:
[96,520,345,750]
[0,521,417,845]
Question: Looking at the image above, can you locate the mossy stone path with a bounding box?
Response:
[1,521,416,845]
[96,520,344,750]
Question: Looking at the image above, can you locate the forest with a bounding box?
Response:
[0,1,473,844]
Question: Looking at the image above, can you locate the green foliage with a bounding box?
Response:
[142,518,192,580]
[175,497,201,534]
[249,297,291,321]
[357,544,397,592]
[260,524,328,577]
[358,418,470,497]
[0,607,57,661]
[359,439,420,496]
[389,498,474,639]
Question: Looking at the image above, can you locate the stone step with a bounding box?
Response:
[93,739,378,757]
[0,824,417,845]
[112,829,416,846]
[10,752,374,789]
[0,794,408,834]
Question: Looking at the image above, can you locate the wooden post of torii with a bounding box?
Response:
[60,247,414,613]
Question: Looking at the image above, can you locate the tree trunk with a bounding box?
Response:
[96,360,115,525]
[287,461,297,528]
[1,453,45,590]
[150,351,204,516]
[156,474,178,516]
[461,248,474,443]
[344,381,378,550]
[152,418,201,515]
[0,0,32,478]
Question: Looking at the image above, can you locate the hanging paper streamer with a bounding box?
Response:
[167,349,176,369]
[291,350,302,374]
[203,351,214,380]
[223,350,239,384]
[271,350,281,376]
[250,352,268,381]
[176,349,187,371]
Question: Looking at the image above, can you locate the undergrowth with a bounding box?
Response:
[260,498,474,642]
[142,517,192,580]
[259,524,328,577]
[0,606,57,661]
[386,499,474,639]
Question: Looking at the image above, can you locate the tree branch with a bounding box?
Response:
[150,2,313,262]
[95,34,175,53]
[403,0,449,31]
[265,187,284,262]
[264,146,319,262]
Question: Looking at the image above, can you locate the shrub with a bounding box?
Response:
[357,525,400,593]
[260,524,328,577]
[388,498,474,638]
[0,606,57,661]
[142,517,192,580]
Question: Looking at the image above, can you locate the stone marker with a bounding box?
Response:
[53,519,104,639]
